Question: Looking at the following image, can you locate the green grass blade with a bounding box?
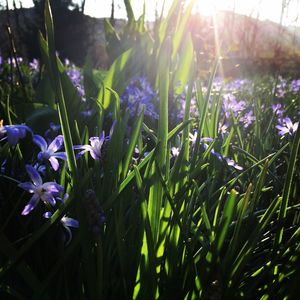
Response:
[43,0,77,180]
[171,0,196,59]
[216,189,238,253]
[148,36,171,243]
[230,196,281,284]
[122,108,144,179]
[274,116,300,264]
[173,33,194,96]
[97,48,132,110]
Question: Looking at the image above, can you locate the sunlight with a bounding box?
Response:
[4,0,300,26]
[194,0,218,16]
[190,0,300,26]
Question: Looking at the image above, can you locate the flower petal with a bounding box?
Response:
[52,152,67,160]
[41,192,56,206]
[21,194,40,215]
[285,118,293,129]
[33,134,47,151]
[48,135,64,152]
[6,127,20,146]
[42,182,64,194]
[234,164,243,171]
[293,122,299,132]
[90,150,100,160]
[61,216,79,228]
[49,156,59,171]
[75,149,89,159]
[26,165,42,186]
[43,211,53,218]
[62,225,73,246]
[89,137,103,149]
[18,182,35,193]
[200,137,214,143]
[73,145,92,150]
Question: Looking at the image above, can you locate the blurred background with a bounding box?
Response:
[1,0,300,76]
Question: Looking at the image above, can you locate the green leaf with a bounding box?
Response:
[122,108,144,179]
[216,189,238,253]
[97,48,132,110]
[173,33,194,96]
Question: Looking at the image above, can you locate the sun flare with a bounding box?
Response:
[194,0,218,16]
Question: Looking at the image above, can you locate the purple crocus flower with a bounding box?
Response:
[222,94,246,119]
[43,211,79,245]
[66,63,86,102]
[272,104,284,117]
[33,135,67,171]
[189,131,198,144]
[0,121,32,146]
[276,117,299,136]
[290,79,300,93]
[224,157,243,171]
[171,147,180,157]
[120,77,158,119]
[74,132,105,160]
[219,123,229,135]
[7,57,23,68]
[240,110,256,128]
[18,165,64,215]
[29,58,39,73]
[276,76,287,98]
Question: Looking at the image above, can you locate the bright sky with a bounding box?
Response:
[3,0,300,26]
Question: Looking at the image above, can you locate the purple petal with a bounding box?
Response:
[293,122,299,132]
[212,151,223,161]
[6,127,20,146]
[100,131,106,141]
[18,182,35,193]
[62,193,69,202]
[276,125,289,135]
[4,125,31,146]
[21,194,40,215]
[89,136,104,149]
[200,137,214,143]
[38,151,46,161]
[52,152,67,160]
[43,211,53,218]
[26,165,42,186]
[275,125,286,131]
[48,135,64,152]
[90,150,100,160]
[61,216,79,228]
[16,128,27,139]
[49,156,59,171]
[41,192,56,206]
[284,118,293,129]
[226,158,235,166]
[234,164,243,171]
[73,145,92,150]
[42,182,64,193]
[75,149,89,159]
[33,135,47,151]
